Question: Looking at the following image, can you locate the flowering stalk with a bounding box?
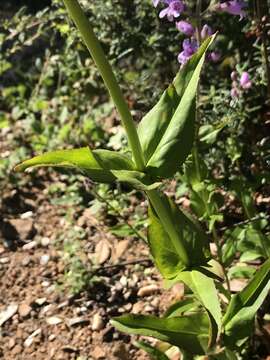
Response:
[62,0,145,171]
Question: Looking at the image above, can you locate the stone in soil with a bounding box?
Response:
[18,303,32,318]
[137,284,159,297]
[6,218,36,241]
[92,313,104,331]
[0,303,18,326]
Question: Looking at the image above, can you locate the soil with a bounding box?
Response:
[0,178,178,360]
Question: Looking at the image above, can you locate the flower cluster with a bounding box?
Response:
[231,71,252,98]
[152,0,248,66]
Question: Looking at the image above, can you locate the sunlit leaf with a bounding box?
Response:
[112,313,209,355]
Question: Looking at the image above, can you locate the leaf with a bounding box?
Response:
[223,258,270,344]
[164,297,200,318]
[14,147,160,190]
[134,341,170,360]
[111,313,209,355]
[137,85,179,163]
[148,194,210,279]
[172,270,222,341]
[141,36,215,179]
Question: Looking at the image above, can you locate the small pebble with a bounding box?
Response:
[18,303,32,318]
[40,254,50,266]
[46,316,63,325]
[40,237,50,247]
[22,241,37,251]
[92,313,104,331]
[137,284,159,297]
[20,211,33,219]
[0,257,10,264]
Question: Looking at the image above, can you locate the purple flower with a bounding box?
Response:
[219,1,247,20]
[178,38,198,65]
[176,20,194,36]
[159,0,185,21]
[240,71,252,89]
[201,24,213,40]
[209,51,221,62]
[231,87,239,98]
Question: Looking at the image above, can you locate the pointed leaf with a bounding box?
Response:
[142,36,215,178]
[14,147,160,190]
[111,313,209,355]
[223,258,270,344]
[137,85,179,163]
[170,270,222,341]
[148,194,210,279]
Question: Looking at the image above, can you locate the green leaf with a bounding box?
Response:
[164,297,200,318]
[223,258,270,345]
[137,85,178,163]
[140,36,215,179]
[111,313,209,355]
[14,147,160,190]
[148,195,210,278]
[134,341,170,360]
[172,270,222,339]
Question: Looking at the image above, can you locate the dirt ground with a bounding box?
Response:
[0,177,182,360]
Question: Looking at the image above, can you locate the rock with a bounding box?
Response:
[0,304,18,326]
[227,279,248,293]
[113,240,130,261]
[22,241,37,251]
[132,301,144,314]
[67,317,89,327]
[23,328,41,348]
[92,346,106,359]
[0,257,9,264]
[48,334,56,341]
[151,298,160,308]
[95,240,111,264]
[12,345,23,355]
[35,297,47,306]
[119,275,128,287]
[20,211,33,219]
[40,254,50,266]
[40,237,50,247]
[8,218,36,241]
[21,256,31,266]
[8,338,16,349]
[18,303,32,318]
[171,282,185,300]
[46,316,63,325]
[92,313,104,331]
[112,343,129,360]
[61,346,79,353]
[137,284,159,297]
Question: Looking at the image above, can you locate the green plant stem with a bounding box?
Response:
[146,189,189,267]
[62,0,145,171]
